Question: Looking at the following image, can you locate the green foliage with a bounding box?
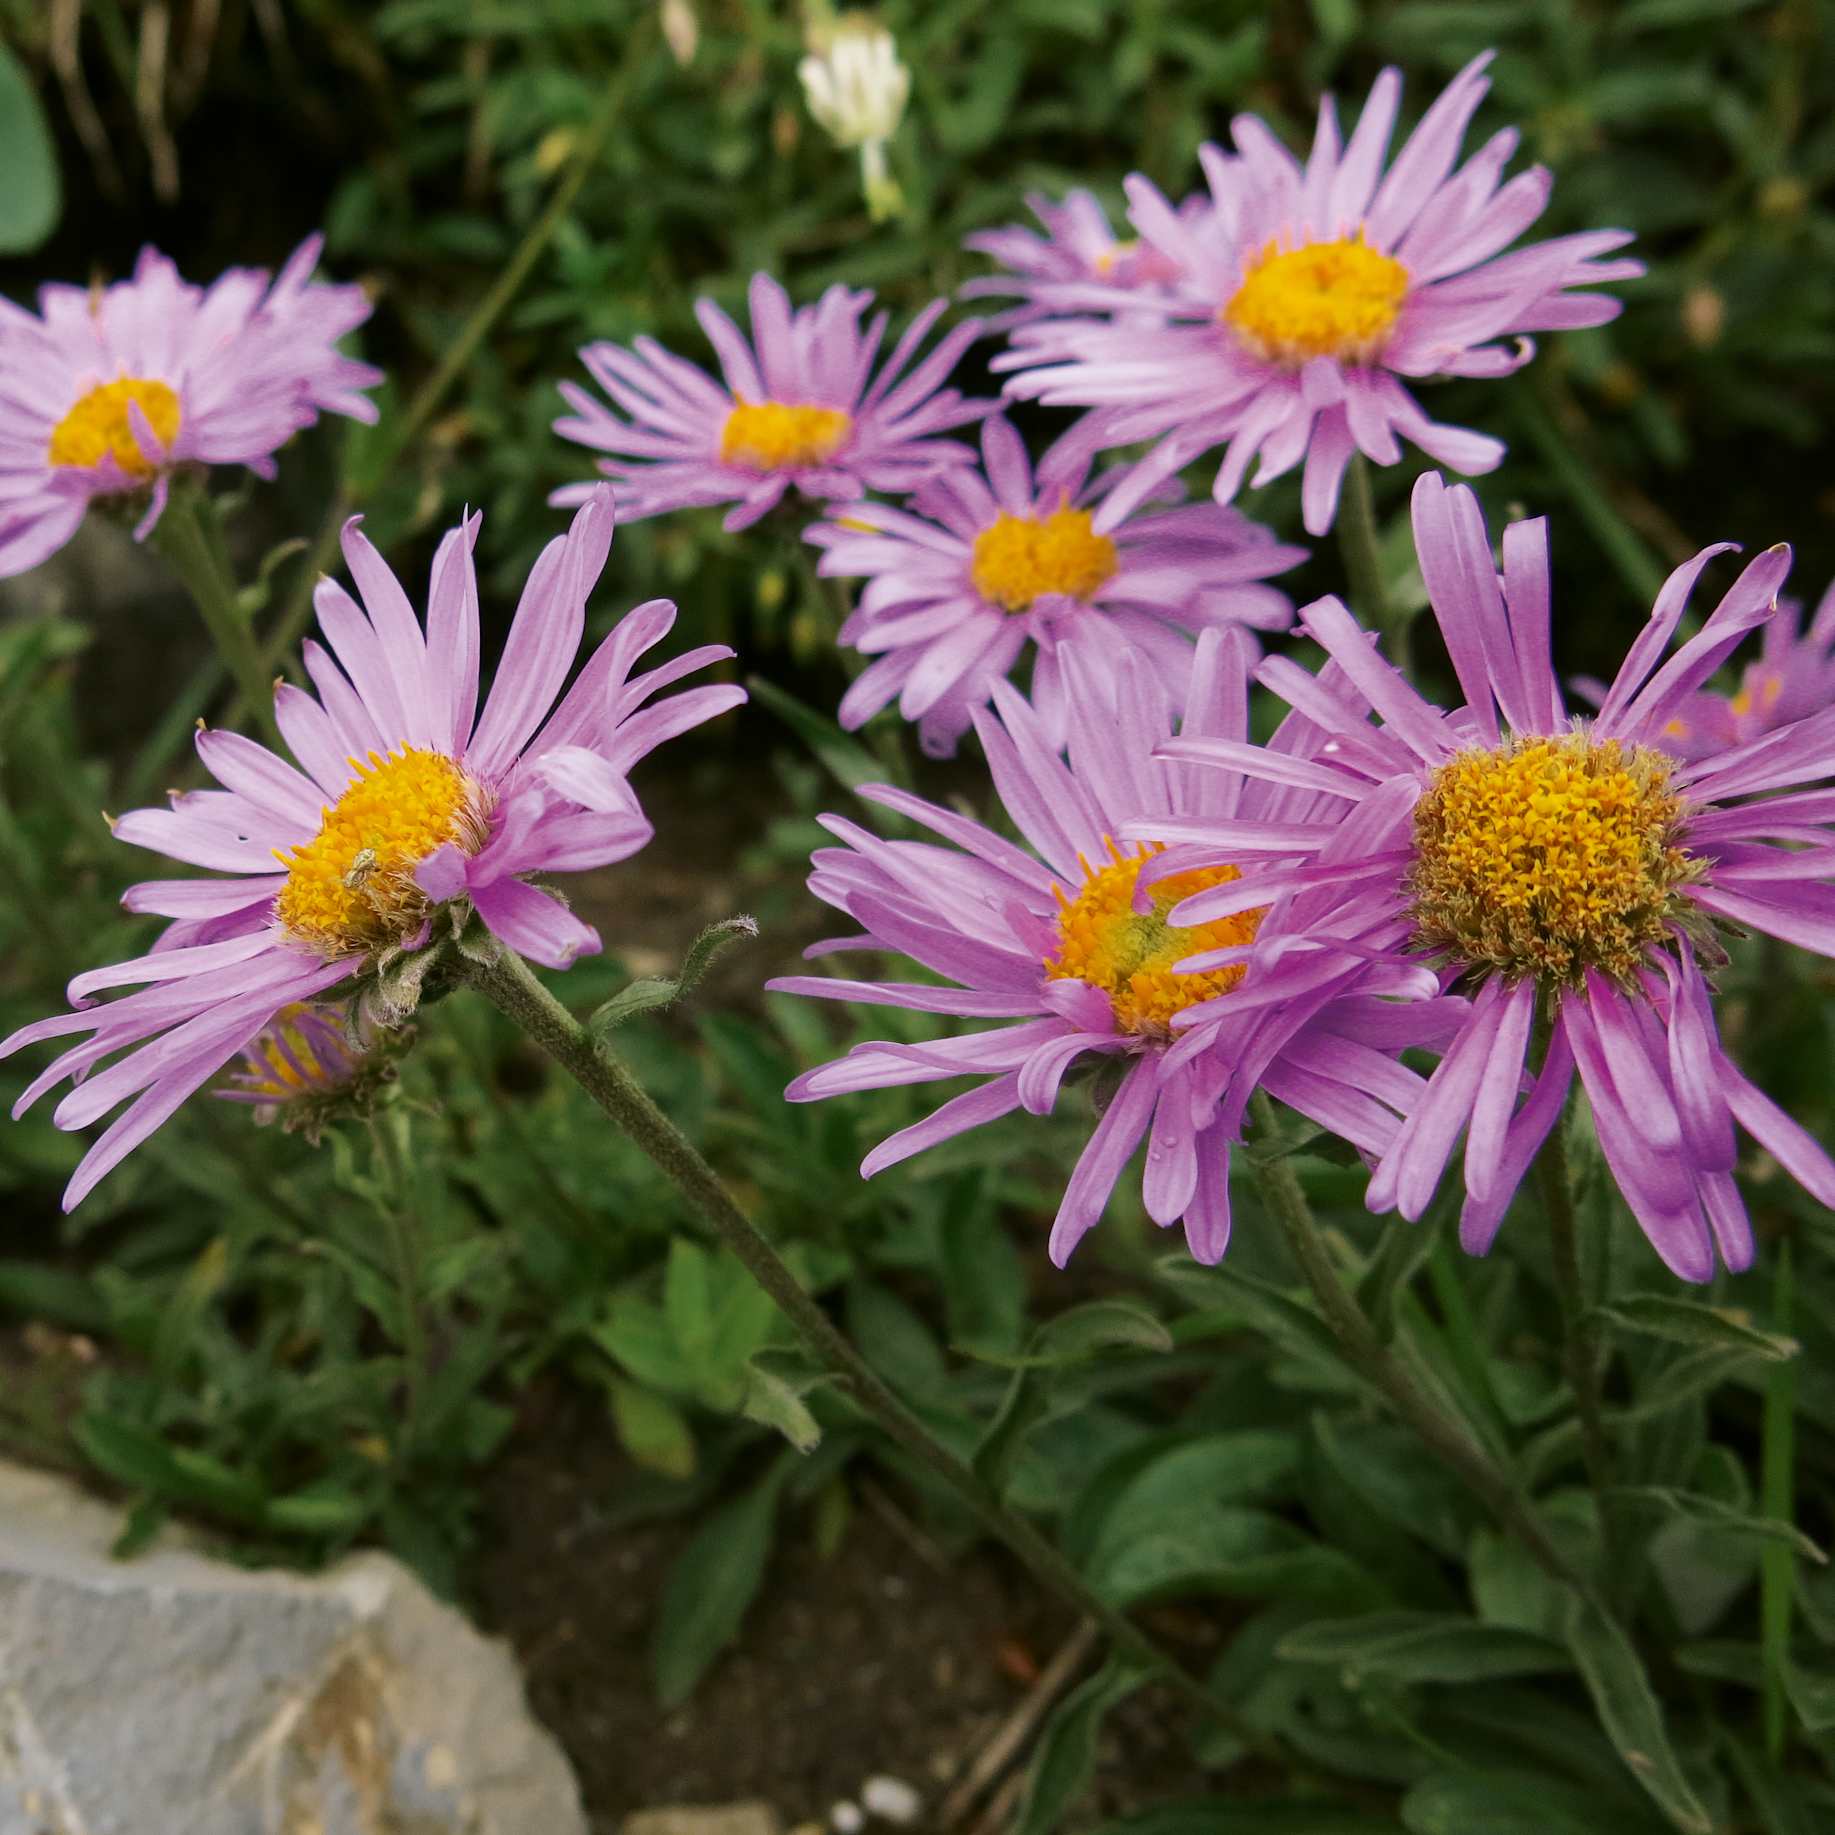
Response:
[3,2,1835,1830]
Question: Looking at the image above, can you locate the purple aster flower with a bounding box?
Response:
[805,415,1304,757]
[995,53,1642,536]
[961,188,1196,326]
[0,487,744,1209]
[767,632,1465,1266]
[0,236,380,575]
[1626,579,1835,761]
[1149,472,1835,1280]
[551,273,993,532]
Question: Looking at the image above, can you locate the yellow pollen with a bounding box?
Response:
[47,376,182,478]
[719,397,852,472]
[274,747,489,957]
[969,504,1119,613]
[1222,235,1409,367]
[1407,732,1700,989]
[1095,239,1138,276]
[1047,841,1263,1039]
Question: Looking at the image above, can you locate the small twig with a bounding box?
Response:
[50,0,124,200]
[965,1767,1028,1835]
[940,1621,1101,1830]
[858,1474,954,1578]
[135,0,181,201]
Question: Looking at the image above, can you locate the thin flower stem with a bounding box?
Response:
[1336,454,1407,675]
[1245,1090,1588,1597]
[150,481,281,747]
[457,938,1271,1752]
[228,16,659,731]
[368,1107,427,1447]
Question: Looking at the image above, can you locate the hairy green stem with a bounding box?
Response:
[1246,1091,1586,1596]
[229,17,658,730]
[457,939,1269,1750]
[369,1107,427,1447]
[1530,1077,1616,1525]
[1336,454,1406,673]
[150,482,280,746]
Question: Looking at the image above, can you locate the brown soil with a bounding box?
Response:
[472,1388,1223,1832]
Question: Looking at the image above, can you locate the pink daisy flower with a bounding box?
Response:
[0,236,380,575]
[805,415,1304,757]
[1633,580,1835,762]
[0,487,743,1210]
[961,188,1194,326]
[768,632,1465,1266]
[995,53,1642,535]
[551,273,993,532]
[1148,472,1835,1280]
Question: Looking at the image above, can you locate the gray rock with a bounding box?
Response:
[0,1460,584,1835]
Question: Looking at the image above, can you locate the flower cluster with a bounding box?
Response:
[5,47,1832,1296]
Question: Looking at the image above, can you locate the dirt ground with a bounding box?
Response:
[473,1386,1228,1832]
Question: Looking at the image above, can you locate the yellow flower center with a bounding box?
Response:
[1047,842,1263,1039]
[969,505,1119,613]
[1222,235,1409,366]
[1407,733,1700,988]
[275,747,490,957]
[47,376,182,479]
[719,398,852,472]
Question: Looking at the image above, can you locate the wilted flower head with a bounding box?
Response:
[218,1000,396,1137]
[1151,473,1835,1279]
[770,633,1463,1266]
[996,53,1641,535]
[1,488,744,1209]
[553,274,991,531]
[0,237,380,574]
[806,415,1302,756]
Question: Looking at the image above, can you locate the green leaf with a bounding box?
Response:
[651,1461,788,1708]
[263,1488,371,1537]
[1784,1660,1835,1733]
[965,1299,1173,1370]
[1090,1503,1373,1610]
[1077,1433,1300,1575]
[1277,1612,1571,1684]
[608,1377,699,1480]
[845,1279,948,1399]
[1094,1806,1388,1835]
[1014,1657,1146,1835]
[1313,1415,1479,1561]
[0,1259,109,1333]
[1563,1594,1714,1834]
[0,45,61,254]
[1156,1258,1349,1384]
[1609,1486,1826,1564]
[1592,1294,1797,1362]
[1403,1770,1637,1835]
[739,1354,830,1455]
[589,916,758,1033]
